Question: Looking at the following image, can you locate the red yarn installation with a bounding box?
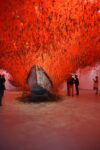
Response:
[0,0,100,93]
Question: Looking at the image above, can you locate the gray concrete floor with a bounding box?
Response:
[0,90,100,150]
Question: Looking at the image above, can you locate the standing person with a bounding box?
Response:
[0,74,6,106]
[67,75,71,96]
[74,75,79,95]
[67,75,74,96]
[93,76,99,95]
[69,75,74,96]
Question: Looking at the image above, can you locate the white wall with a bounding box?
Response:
[79,65,100,90]
[0,69,17,90]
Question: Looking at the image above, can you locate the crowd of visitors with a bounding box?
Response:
[67,74,99,96]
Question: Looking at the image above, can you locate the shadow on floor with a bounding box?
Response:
[16,93,61,104]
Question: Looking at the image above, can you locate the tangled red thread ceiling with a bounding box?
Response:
[0,0,100,92]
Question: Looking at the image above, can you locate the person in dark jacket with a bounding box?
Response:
[0,74,6,106]
[74,75,79,95]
